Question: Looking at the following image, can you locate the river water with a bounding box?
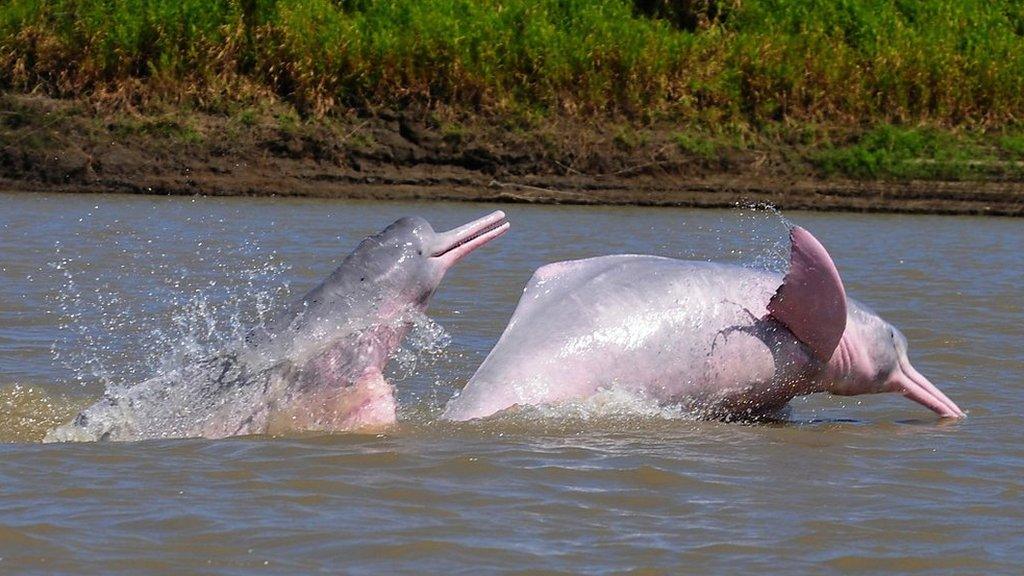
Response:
[0,191,1021,574]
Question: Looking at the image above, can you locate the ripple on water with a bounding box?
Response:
[1,195,1022,573]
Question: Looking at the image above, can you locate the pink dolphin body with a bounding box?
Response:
[443,226,964,422]
[47,211,509,441]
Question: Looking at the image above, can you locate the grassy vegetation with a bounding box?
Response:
[109,117,203,143]
[2,0,1024,126]
[5,0,1024,183]
[673,132,719,159]
[812,125,1024,180]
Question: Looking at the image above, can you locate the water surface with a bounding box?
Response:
[1,192,1021,574]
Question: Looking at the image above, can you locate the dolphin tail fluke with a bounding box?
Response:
[765,226,848,363]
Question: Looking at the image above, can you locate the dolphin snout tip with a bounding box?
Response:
[893,362,966,420]
[945,403,967,420]
[431,211,510,265]
[932,402,966,420]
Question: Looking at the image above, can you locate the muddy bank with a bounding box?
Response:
[2,95,1022,216]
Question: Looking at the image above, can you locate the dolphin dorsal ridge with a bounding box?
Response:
[765,226,848,362]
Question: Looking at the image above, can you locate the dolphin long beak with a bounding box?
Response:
[431,210,510,267]
[891,359,965,418]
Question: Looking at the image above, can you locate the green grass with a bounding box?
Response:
[673,132,718,159]
[236,108,258,127]
[812,125,1012,180]
[3,0,1024,126]
[613,126,648,151]
[110,117,203,143]
[440,122,466,145]
[997,133,1024,158]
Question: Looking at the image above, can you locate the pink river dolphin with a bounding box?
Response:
[443,226,964,422]
[46,211,509,441]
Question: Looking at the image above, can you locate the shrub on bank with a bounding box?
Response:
[2,0,1023,126]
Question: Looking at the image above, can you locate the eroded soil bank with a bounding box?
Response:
[3,95,1022,216]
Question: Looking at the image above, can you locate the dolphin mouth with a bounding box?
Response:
[893,358,966,418]
[431,210,510,263]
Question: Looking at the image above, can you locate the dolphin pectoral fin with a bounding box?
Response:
[335,367,398,431]
[268,368,397,434]
[766,226,848,363]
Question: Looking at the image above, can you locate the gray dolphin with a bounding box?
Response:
[442,226,963,422]
[46,211,509,441]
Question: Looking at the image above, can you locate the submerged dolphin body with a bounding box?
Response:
[47,211,509,442]
[443,226,964,422]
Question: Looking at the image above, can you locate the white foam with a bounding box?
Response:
[512,387,696,422]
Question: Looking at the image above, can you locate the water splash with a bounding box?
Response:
[391,312,462,420]
[0,384,89,442]
[46,226,459,438]
[524,387,695,421]
[392,313,452,381]
[661,202,791,272]
[728,202,792,273]
[48,233,291,396]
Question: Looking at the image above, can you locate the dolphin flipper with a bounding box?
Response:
[765,226,848,362]
[267,367,397,434]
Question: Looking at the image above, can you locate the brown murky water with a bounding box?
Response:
[1,191,1022,574]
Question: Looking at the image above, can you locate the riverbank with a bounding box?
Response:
[5,0,1024,215]
[3,95,1023,216]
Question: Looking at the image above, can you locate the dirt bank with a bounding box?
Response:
[2,95,1022,216]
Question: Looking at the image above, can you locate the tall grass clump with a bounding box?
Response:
[813,125,995,180]
[2,0,1024,125]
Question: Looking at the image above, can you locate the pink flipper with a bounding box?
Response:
[766,226,848,363]
[268,367,397,434]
